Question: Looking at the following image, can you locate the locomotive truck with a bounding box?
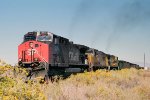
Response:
[18,31,140,80]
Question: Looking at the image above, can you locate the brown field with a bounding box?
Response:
[0,65,150,100]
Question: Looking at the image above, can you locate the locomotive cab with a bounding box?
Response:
[24,32,37,42]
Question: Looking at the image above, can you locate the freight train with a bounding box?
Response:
[18,31,141,80]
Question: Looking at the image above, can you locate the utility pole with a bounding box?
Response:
[144,53,148,70]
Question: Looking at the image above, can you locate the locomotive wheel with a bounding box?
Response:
[49,76,58,83]
[88,67,93,72]
[44,75,49,84]
[108,66,111,71]
[88,63,93,72]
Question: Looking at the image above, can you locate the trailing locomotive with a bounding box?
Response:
[118,60,141,69]
[18,31,141,79]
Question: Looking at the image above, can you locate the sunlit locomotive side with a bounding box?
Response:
[85,49,119,71]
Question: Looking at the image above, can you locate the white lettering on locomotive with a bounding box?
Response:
[27,49,38,55]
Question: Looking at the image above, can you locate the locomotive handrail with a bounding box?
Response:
[33,49,47,63]
[35,51,48,69]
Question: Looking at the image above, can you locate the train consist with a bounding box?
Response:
[18,31,141,79]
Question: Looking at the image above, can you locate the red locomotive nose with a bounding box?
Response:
[18,41,49,63]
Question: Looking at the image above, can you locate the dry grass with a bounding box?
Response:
[44,69,150,100]
[0,63,150,100]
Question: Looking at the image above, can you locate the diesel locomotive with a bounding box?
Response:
[18,31,141,79]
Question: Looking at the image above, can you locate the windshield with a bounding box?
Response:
[37,32,53,42]
[24,32,37,42]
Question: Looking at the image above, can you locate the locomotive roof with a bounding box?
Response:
[119,60,138,65]
[74,44,89,49]
[25,31,69,40]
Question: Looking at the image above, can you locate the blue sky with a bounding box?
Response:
[0,0,150,66]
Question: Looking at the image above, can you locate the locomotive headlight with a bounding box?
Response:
[19,58,22,61]
[34,58,38,62]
